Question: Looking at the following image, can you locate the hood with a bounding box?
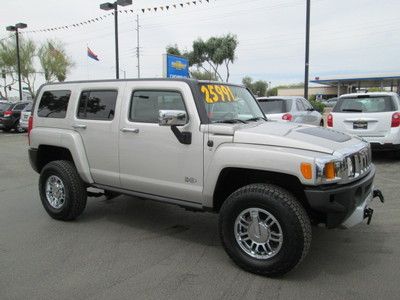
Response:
[231,122,363,154]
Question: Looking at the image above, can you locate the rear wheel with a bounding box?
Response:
[39,160,87,221]
[320,119,324,127]
[2,127,11,132]
[219,183,311,277]
[15,121,25,133]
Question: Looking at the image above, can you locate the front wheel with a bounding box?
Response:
[39,160,87,221]
[219,183,311,277]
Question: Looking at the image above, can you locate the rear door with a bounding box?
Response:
[71,82,125,187]
[332,95,397,137]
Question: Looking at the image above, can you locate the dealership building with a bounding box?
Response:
[277,73,400,98]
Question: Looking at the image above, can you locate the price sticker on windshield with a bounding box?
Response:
[200,84,236,104]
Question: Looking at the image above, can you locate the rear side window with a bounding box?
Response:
[334,96,396,113]
[78,90,117,120]
[38,90,71,118]
[130,90,186,123]
[258,99,291,114]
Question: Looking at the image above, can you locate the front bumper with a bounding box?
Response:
[304,165,381,228]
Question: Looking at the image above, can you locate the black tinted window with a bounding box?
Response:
[13,103,28,111]
[78,90,117,120]
[130,90,186,123]
[38,90,71,118]
[258,99,291,113]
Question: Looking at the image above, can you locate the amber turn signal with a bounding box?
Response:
[300,163,313,180]
[324,162,336,180]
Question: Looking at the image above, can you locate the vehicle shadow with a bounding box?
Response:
[80,194,388,279]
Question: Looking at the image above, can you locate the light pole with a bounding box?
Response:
[304,0,311,99]
[100,0,132,80]
[6,23,27,101]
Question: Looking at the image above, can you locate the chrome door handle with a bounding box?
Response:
[72,124,87,129]
[120,128,139,133]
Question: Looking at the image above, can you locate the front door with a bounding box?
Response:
[119,82,204,204]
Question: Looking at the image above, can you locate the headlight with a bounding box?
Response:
[315,157,348,184]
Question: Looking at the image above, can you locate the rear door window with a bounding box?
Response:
[334,96,396,113]
[13,103,28,111]
[38,90,71,118]
[296,100,306,111]
[77,90,118,120]
[0,103,12,111]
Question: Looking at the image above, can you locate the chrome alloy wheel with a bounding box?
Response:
[234,208,283,259]
[45,175,66,209]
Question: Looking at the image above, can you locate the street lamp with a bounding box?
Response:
[6,22,27,101]
[304,0,311,99]
[100,0,132,79]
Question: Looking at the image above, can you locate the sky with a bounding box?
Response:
[1,0,400,96]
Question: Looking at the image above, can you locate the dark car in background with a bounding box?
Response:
[0,101,31,133]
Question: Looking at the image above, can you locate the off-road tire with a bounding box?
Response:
[39,160,87,221]
[219,183,312,277]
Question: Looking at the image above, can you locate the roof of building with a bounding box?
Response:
[311,73,400,87]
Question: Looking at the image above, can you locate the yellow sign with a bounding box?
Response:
[171,60,187,70]
[200,84,236,104]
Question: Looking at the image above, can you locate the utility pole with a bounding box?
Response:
[304,0,311,99]
[135,14,141,78]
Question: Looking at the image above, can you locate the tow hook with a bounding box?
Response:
[373,189,385,203]
[364,208,374,225]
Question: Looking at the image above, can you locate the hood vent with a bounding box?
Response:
[296,127,351,143]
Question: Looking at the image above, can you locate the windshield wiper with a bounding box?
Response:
[213,119,247,124]
[342,109,363,112]
[245,117,268,122]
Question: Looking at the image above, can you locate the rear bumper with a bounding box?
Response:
[304,165,378,228]
[370,142,400,151]
[0,117,13,128]
[19,119,29,129]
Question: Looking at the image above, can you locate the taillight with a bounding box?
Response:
[28,116,33,145]
[4,111,12,117]
[282,113,293,121]
[327,114,333,127]
[392,112,400,128]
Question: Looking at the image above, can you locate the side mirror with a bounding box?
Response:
[159,110,187,126]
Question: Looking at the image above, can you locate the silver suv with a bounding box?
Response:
[28,79,384,276]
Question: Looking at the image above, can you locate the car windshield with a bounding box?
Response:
[333,96,396,113]
[198,83,265,123]
[258,99,291,114]
[0,103,12,111]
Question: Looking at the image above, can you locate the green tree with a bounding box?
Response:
[242,76,269,97]
[38,40,74,82]
[166,34,238,82]
[190,70,218,81]
[0,37,74,98]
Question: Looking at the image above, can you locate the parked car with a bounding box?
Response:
[19,102,33,131]
[321,97,338,108]
[257,96,323,126]
[328,92,400,154]
[28,79,383,276]
[0,101,31,132]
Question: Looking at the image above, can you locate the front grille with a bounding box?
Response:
[352,147,371,177]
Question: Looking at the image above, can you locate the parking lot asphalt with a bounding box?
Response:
[0,133,399,300]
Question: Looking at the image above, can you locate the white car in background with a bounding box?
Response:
[327,92,400,153]
[18,103,33,131]
[257,96,323,126]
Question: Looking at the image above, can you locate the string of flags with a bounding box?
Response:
[21,0,214,34]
